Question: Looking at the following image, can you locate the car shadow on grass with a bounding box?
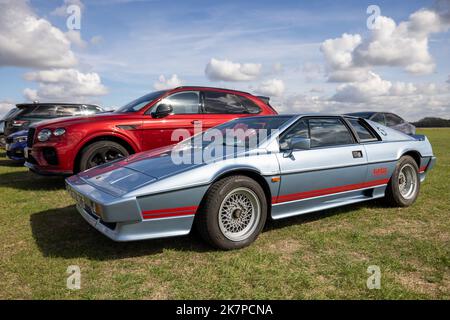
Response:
[0,170,66,190]
[30,205,213,260]
[0,157,24,167]
[31,200,388,260]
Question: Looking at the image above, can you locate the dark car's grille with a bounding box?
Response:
[6,136,13,144]
[27,128,36,148]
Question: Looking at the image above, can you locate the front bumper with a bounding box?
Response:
[25,140,75,175]
[25,161,72,176]
[6,142,26,161]
[65,175,194,242]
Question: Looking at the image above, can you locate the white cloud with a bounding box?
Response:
[66,30,87,48]
[0,101,15,119]
[353,14,438,74]
[23,69,108,102]
[278,88,450,121]
[332,72,392,103]
[321,7,450,81]
[0,0,77,68]
[153,74,183,90]
[255,79,285,97]
[205,58,262,81]
[51,0,84,17]
[331,72,450,103]
[321,33,362,71]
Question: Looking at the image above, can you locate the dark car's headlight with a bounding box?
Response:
[13,136,27,143]
[37,129,52,142]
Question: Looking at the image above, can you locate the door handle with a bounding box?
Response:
[352,150,363,158]
[191,120,201,124]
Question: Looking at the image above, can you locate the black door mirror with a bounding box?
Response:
[152,103,173,118]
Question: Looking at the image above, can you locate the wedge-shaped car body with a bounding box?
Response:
[66,115,436,249]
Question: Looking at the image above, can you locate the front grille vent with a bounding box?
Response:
[27,128,36,148]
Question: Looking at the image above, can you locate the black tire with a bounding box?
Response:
[195,175,267,250]
[384,155,420,207]
[78,140,129,172]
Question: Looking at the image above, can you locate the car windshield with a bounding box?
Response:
[115,90,167,113]
[182,116,294,149]
[1,107,20,120]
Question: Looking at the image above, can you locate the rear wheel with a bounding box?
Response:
[78,140,129,172]
[196,175,267,250]
[385,155,420,207]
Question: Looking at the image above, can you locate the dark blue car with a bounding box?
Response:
[5,130,28,161]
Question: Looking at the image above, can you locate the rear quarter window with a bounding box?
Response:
[348,118,378,142]
[203,91,249,114]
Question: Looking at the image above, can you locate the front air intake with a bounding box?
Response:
[27,128,36,148]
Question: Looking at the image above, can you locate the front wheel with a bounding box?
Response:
[384,155,420,207]
[196,175,267,250]
[78,140,129,172]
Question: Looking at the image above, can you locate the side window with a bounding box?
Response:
[158,91,200,114]
[347,119,378,141]
[24,105,56,118]
[279,119,309,149]
[55,106,82,116]
[309,118,354,148]
[236,96,261,114]
[85,105,103,114]
[203,91,247,114]
[385,113,403,126]
[371,113,385,125]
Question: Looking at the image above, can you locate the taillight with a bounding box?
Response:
[12,120,28,127]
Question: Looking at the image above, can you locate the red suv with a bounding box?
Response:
[25,86,277,175]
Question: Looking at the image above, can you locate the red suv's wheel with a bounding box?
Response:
[78,141,129,172]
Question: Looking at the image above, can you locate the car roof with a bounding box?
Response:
[227,113,360,120]
[15,103,102,108]
[344,111,377,118]
[172,86,252,96]
[239,112,352,119]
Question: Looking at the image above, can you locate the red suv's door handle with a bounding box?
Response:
[191,120,201,124]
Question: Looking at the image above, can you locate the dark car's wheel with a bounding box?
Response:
[79,141,129,172]
[384,155,420,207]
[196,175,267,250]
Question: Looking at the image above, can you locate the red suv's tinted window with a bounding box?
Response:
[203,91,261,114]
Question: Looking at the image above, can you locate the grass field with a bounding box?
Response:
[0,128,448,299]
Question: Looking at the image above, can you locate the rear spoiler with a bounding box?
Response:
[256,96,270,105]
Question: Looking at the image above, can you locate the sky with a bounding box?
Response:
[0,0,449,121]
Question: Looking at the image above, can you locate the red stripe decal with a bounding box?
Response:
[272,179,389,204]
[142,206,198,220]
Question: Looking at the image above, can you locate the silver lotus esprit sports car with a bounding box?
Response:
[66,114,436,249]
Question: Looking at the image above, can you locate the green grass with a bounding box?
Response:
[0,128,449,299]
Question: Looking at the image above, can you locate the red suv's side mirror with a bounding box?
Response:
[152,103,173,118]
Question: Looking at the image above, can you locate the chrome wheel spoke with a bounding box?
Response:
[398,164,418,200]
[218,187,261,241]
